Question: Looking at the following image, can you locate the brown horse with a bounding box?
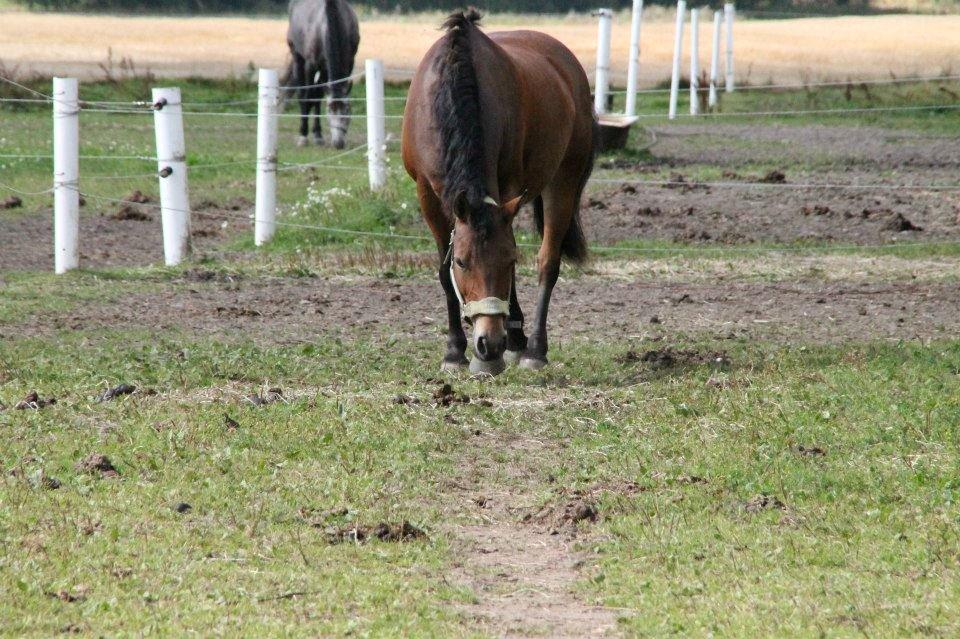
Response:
[402,9,596,375]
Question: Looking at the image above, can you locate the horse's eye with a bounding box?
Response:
[455,257,467,269]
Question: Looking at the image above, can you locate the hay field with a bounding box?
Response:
[1,10,957,84]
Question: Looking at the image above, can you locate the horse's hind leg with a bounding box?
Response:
[293,53,310,146]
[417,179,468,371]
[310,89,324,145]
[521,189,574,370]
[312,68,328,145]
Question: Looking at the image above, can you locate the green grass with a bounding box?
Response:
[4,74,960,636]
[0,76,410,227]
[608,75,960,134]
[3,329,960,635]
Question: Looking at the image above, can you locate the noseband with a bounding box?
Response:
[446,228,511,321]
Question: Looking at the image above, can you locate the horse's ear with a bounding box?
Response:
[452,192,469,220]
[502,192,526,218]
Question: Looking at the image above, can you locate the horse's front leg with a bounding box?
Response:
[312,77,327,145]
[311,93,324,145]
[504,274,527,365]
[438,251,469,371]
[417,179,467,370]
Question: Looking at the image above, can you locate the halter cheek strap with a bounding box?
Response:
[446,229,511,321]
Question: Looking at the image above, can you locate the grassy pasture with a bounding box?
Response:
[3,74,960,636]
[3,311,960,635]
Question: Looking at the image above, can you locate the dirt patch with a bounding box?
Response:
[643,123,960,171]
[322,521,428,544]
[8,273,960,347]
[758,169,787,184]
[96,383,136,402]
[617,347,731,371]
[573,177,942,246]
[46,588,88,603]
[0,205,251,271]
[523,497,599,534]
[111,190,153,221]
[883,212,923,232]
[11,390,57,410]
[561,123,960,247]
[1,196,23,210]
[298,507,427,543]
[743,494,787,513]
[245,387,284,406]
[433,383,470,407]
[447,429,619,637]
[523,481,653,536]
[75,453,119,478]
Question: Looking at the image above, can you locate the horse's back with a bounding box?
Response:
[403,22,593,198]
[489,30,589,93]
[489,30,593,187]
[287,0,359,59]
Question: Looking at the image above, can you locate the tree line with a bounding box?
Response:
[10,0,874,15]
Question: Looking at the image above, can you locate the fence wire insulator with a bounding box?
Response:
[153,97,168,111]
[159,166,173,178]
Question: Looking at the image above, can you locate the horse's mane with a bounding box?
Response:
[433,8,488,228]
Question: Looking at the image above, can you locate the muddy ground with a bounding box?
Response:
[6,270,958,347]
[570,123,960,246]
[4,122,960,347]
[4,125,960,272]
[0,197,251,272]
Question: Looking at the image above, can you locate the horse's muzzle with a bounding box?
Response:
[472,315,507,362]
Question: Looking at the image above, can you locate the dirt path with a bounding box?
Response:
[8,269,960,347]
[448,432,619,637]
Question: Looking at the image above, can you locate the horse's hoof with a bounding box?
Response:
[503,350,523,365]
[469,357,506,377]
[440,359,468,373]
[519,357,548,371]
[313,136,325,146]
[296,135,309,147]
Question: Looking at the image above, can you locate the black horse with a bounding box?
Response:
[287,0,360,149]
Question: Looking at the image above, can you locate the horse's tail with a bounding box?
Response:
[563,118,598,264]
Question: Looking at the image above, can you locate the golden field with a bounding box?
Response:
[0,10,957,84]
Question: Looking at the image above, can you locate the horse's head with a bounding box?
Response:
[448,193,524,364]
[327,80,352,149]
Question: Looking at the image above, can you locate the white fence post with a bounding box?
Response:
[725,2,735,93]
[593,8,613,115]
[52,77,79,274]
[255,69,279,246]
[709,10,722,108]
[625,0,644,117]
[668,0,686,120]
[152,87,191,266]
[689,8,700,115]
[365,59,387,191]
